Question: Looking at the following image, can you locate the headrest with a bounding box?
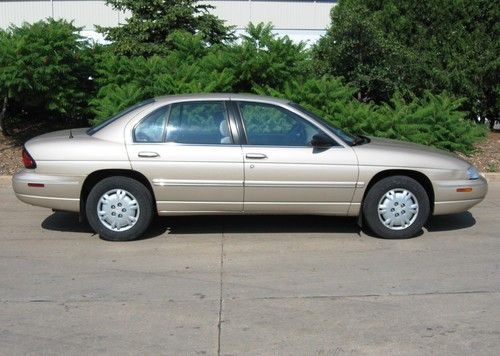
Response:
[219,119,230,137]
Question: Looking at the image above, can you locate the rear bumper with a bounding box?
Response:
[12,170,82,212]
[433,176,488,215]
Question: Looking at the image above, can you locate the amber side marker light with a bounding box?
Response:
[456,187,473,192]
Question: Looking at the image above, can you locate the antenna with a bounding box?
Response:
[69,129,74,139]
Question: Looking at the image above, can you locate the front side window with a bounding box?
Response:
[166,101,232,145]
[238,102,324,146]
[133,106,169,143]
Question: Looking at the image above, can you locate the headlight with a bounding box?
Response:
[467,166,480,180]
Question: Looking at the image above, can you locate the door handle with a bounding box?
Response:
[246,153,268,159]
[138,151,159,158]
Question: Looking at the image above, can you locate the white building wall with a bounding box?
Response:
[0,0,335,42]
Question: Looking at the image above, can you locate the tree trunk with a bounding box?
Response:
[0,97,9,136]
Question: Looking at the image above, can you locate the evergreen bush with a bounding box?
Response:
[0,19,96,131]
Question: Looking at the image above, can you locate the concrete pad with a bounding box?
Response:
[220,293,500,355]
[0,179,499,355]
[0,300,219,355]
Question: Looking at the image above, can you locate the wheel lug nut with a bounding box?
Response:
[111,205,115,209]
[118,214,122,218]
[122,208,126,212]
[395,213,399,216]
[111,212,116,216]
[402,210,405,214]
[118,203,122,207]
[391,208,395,212]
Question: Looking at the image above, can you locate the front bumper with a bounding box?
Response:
[12,170,83,212]
[433,176,488,215]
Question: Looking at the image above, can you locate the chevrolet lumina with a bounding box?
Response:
[12,94,488,241]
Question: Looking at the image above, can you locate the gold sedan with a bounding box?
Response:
[13,94,488,241]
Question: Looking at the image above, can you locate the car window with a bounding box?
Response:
[238,102,324,146]
[289,102,355,145]
[133,106,169,143]
[88,98,155,136]
[166,101,232,145]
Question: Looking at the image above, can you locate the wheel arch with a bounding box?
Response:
[79,169,157,221]
[362,169,435,213]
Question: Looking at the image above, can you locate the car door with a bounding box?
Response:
[234,100,358,215]
[127,100,244,214]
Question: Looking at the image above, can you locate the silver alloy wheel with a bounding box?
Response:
[97,189,140,232]
[378,188,419,230]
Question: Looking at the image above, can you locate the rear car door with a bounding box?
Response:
[126,100,244,214]
[234,100,358,215]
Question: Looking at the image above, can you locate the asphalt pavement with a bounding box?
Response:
[0,177,499,355]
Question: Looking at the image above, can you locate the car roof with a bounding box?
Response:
[154,93,290,105]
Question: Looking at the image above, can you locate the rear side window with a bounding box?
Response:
[88,98,154,135]
[166,101,232,144]
[133,106,169,143]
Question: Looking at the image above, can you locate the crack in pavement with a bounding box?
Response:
[244,289,499,301]
[0,290,498,305]
[216,231,225,356]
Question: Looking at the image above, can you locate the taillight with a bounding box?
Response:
[22,148,36,169]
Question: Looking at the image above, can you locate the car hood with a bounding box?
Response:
[353,136,471,171]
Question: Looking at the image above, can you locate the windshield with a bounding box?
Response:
[87,98,155,135]
[289,102,359,145]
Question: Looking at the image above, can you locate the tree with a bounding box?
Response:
[97,0,235,57]
[314,0,499,126]
[0,19,96,134]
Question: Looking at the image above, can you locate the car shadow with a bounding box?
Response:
[41,211,476,240]
[425,211,476,232]
[162,215,361,236]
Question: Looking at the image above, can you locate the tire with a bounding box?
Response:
[86,176,154,241]
[362,175,430,239]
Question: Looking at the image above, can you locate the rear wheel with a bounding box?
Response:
[86,176,154,241]
[363,176,430,239]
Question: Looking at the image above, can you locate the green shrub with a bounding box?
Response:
[90,24,309,124]
[257,77,486,153]
[0,19,96,129]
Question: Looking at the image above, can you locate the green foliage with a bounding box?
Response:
[257,77,486,153]
[97,0,235,57]
[0,19,96,126]
[314,0,500,123]
[227,23,311,92]
[0,17,487,154]
[90,24,309,124]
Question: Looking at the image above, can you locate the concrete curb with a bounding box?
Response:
[483,172,500,182]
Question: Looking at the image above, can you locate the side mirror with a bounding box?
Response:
[310,133,335,148]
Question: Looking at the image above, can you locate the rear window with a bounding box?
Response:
[87,99,155,135]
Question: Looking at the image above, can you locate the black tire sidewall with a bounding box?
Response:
[363,176,430,239]
[86,176,154,241]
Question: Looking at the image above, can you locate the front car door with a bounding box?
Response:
[126,99,244,214]
[234,100,358,215]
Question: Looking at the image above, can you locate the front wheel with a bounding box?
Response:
[362,176,430,239]
[86,176,154,241]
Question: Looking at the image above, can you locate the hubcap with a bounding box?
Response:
[378,188,419,230]
[97,189,140,232]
